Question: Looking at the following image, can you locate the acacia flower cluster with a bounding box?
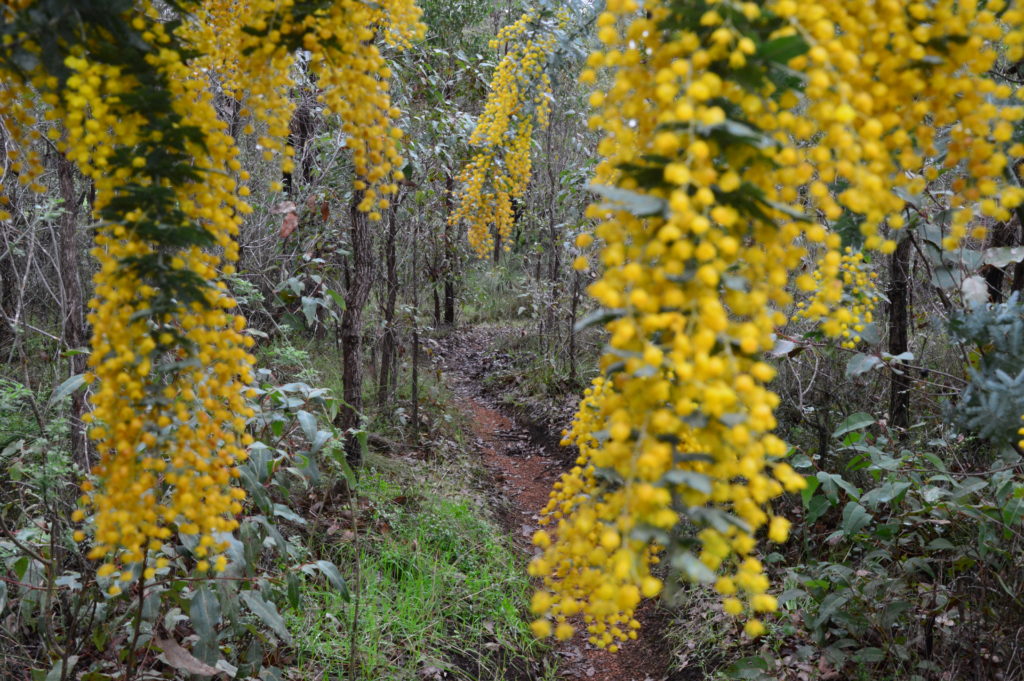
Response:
[529,0,1024,649]
[794,248,879,348]
[0,0,424,589]
[185,0,424,219]
[451,8,567,257]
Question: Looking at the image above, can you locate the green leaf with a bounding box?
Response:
[841,501,872,535]
[286,572,302,610]
[574,307,625,333]
[663,469,712,494]
[817,472,860,501]
[833,412,874,439]
[800,475,820,508]
[725,655,773,681]
[272,503,307,525]
[852,647,886,663]
[189,585,220,641]
[984,246,1024,267]
[858,321,881,345]
[586,184,667,218]
[806,495,831,523]
[846,353,883,378]
[325,288,347,311]
[307,560,350,602]
[47,373,86,410]
[757,35,809,63]
[296,410,318,443]
[45,656,78,681]
[239,590,293,644]
[670,551,716,583]
[930,265,959,289]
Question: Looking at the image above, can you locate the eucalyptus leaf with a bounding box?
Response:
[833,412,874,438]
[846,353,883,378]
[46,373,85,410]
[189,585,220,641]
[239,590,293,644]
[586,184,667,218]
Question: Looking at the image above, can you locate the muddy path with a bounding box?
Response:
[437,329,673,681]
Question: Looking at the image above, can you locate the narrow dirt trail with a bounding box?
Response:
[438,332,672,681]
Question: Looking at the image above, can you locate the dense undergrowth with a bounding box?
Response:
[474,282,1024,680]
[0,327,544,680]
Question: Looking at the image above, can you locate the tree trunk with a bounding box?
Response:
[888,235,913,432]
[56,154,88,465]
[0,123,17,351]
[568,270,580,385]
[377,201,400,409]
[283,97,315,197]
[338,192,376,466]
[443,174,456,326]
[411,221,420,443]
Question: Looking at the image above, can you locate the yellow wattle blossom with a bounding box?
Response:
[527,0,1024,649]
[0,0,423,585]
[53,16,256,579]
[183,0,424,216]
[452,8,568,256]
[795,248,880,348]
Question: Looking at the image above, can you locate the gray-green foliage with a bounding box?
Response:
[947,293,1024,448]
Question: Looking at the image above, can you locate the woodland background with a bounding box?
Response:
[2,1,1024,680]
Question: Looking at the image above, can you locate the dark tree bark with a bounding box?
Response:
[338,192,376,466]
[981,220,1019,303]
[377,199,401,409]
[443,173,456,326]
[411,220,420,443]
[56,153,88,465]
[283,97,316,196]
[568,270,580,385]
[888,235,913,432]
[0,123,17,350]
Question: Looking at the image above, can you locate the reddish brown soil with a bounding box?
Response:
[442,334,673,681]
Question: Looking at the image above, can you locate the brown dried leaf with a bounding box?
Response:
[270,201,296,215]
[279,212,299,239]
[156,638,220,677]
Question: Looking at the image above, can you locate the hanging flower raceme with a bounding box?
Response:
[528,0,819,647]
[530,0,1024,650]
[0,2,262,587]
[184,0,424,218]
[794,249,879,349]
[451,8,568,257]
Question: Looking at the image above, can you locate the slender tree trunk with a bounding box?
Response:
[568,270,580,385]
[56,154,87,465]
[443,174,456,326]
[888,235,913,432]
[338,192,376,466]
[0,124,17,350]
[411,221,420,443]
[377,201,400,409]
[283,91,316,197]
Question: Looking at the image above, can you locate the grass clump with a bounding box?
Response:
[289,454,545,680]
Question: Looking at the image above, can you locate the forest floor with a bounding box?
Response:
[437,327,676,681]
